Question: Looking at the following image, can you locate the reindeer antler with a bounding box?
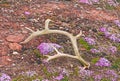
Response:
[21,19,90,69]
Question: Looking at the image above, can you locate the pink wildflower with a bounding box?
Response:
[114,20,120,27]
[100,27,107,32]
[90,48,100,53]
[79,0,92,4]
[55,74,64,81]
[37,43,61,54]
[94,74,103,81]
[95,58,111,67]
[108,46,117,54]
[84,37,96,45]
[104,31,111,37]
[107,0,119,6]
[0,73,11,81]
[109,34,118,42]
[24,11,30,15]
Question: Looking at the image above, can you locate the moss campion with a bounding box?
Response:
[108,46,117,54]
[114,20,120,27]
[84,37,96,45]
[37,43,62,54]
[100,27,120,43]
[0,73,11,81]
[95,57,111,67]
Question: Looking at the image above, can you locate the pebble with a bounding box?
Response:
[22,29,28,34]
[0,40,3,42]
[70,64,73,68]
[9,43,22,51]
[29,19,38,22]
[12,63,16,66]
[12,51,19,55]
[6,34,25,43]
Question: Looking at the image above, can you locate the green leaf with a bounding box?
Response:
[105,3,115,10]
[91,57,99,64]
[33,49,42,58]
[61,76,69,81]
[111,58,120,69]
[79,38,93,50]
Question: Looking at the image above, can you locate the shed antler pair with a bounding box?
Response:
[21,19,90,69]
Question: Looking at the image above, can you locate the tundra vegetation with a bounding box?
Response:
[0,0,120,81]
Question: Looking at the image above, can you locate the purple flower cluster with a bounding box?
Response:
[79,0,92,4]
[105,70,118,81]
[90,48,100,53]
[94,70,118,81]
[79,67,94,78]
[0,73,11,81]
[109,46,117,54]
[100,27,107,32]
[54,68,69,81]
[109,34,118,42]
[90,46,117,54]
[114,20,120,27]
[24,71,37,77]
[95,57,111,67]
[107,0,119,6]
[55,74,64,81]
[100,27,120,42]
[79,0,99,4]
[79,0,119,6]
[37,43,62,54]
[94,74,103,81]
[84,37,96,45]
[24,11,30,15]
[60,68,69,77]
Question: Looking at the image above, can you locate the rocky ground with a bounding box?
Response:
[0,0,120,81]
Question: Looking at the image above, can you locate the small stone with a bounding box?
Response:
[13,51,19,55]
[12,63,16,66]
[0,40,3,43]
[70,64,73,68]
[9,43,22,51]
[59,27,64,29]
[7,58,12,62]
[29,19,38,22]
[20,24,24,27]
[21,57,24,59]
[22,30,28,34]
[6,34,25,43]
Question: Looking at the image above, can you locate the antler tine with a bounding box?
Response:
[25,27,35,33]
[75,30,82,38]
[45,19,52,30]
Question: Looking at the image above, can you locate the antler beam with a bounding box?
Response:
[21,19,90,69]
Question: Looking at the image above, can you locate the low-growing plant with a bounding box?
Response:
[111,58,120,69]
[61,76,69,81]
[79,38,93,50]
[91,57,99,64]
[13,73,42,81]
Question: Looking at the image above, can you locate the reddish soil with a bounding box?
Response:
[0,0,120,80]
